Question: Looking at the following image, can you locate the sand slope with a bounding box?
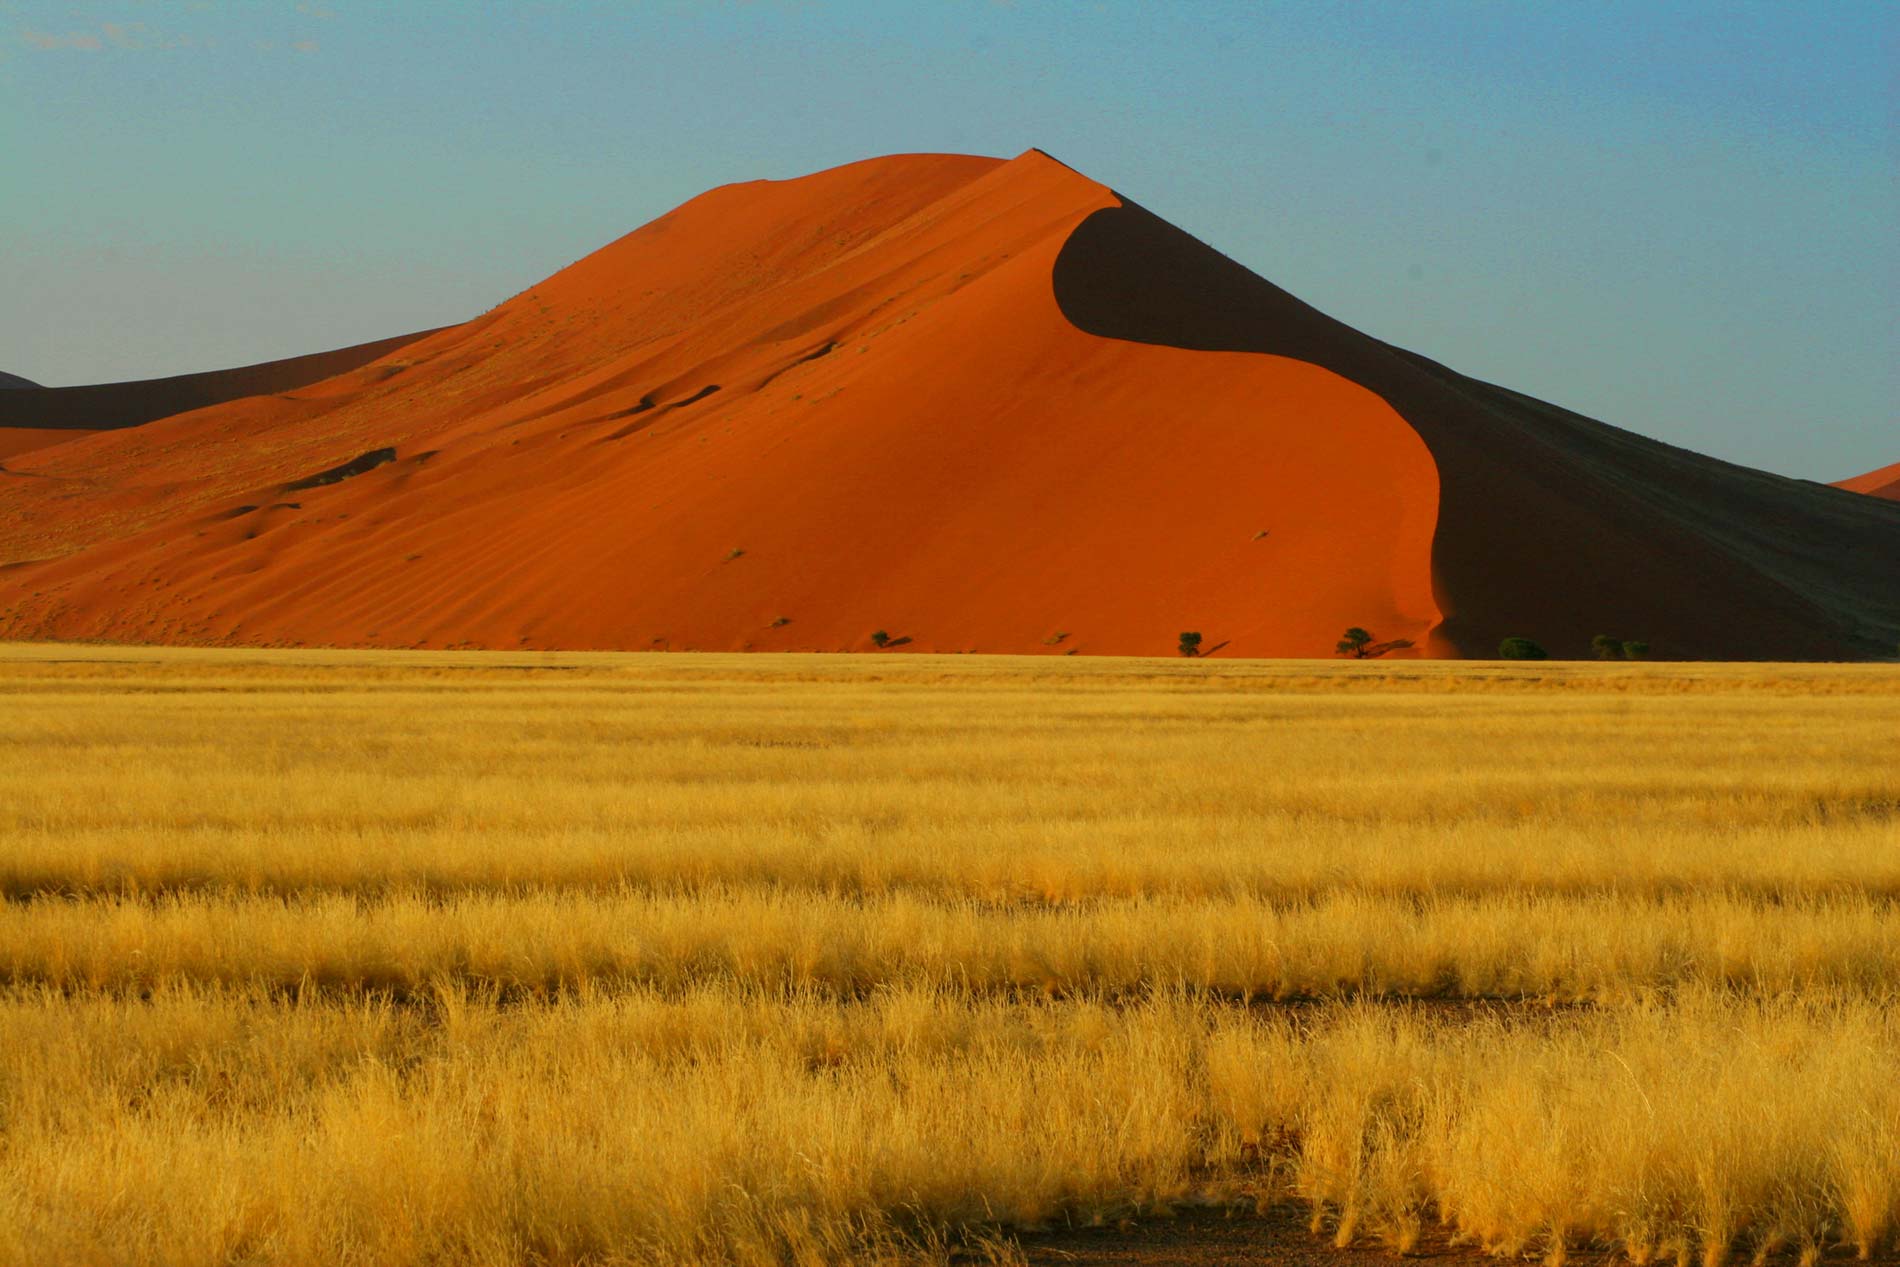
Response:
[0,371,40,391]
[1052,203,1900,659]
[0,150,1892,659]
[0,428,85,462]
[0,330,438,460]
[1837,461,1900,503]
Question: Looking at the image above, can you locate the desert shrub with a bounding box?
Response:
[1498,637,1549,660]
[1178,631,1203,658]
[1622,640,1649,660]
[1591,634,1624,660]
[1336,628,1373,659]
[870,631,890,649]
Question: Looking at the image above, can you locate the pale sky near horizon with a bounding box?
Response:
[1,1,1892,481]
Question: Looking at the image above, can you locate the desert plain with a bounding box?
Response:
[2,645,1895,1265]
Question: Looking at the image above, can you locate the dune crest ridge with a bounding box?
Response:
[0,151,1443,656]
[1836,461,1900,503]
[0,150,1892,658]
[0,330,440,461]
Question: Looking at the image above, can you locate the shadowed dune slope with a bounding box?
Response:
[0,371,40,390]
[1053,204,1900,659]
[0,151,1439,656]
[0,329,440,460]
[0,428,84,462]
[1837,461,1900,503]
[0,150,1891,658]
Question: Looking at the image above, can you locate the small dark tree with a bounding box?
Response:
[1336,627,1374,659]
[1498,636,1549,660]
[1621,640,1650,660]
[1178,631,1203,657]
[869,630,890,648]
[1591,634,1625,660]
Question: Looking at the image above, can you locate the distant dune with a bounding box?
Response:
[0,428,84,462]
[0,151,1893,658]
[0,371,40,390]
[0,330,438,459]
[1836,461,1900,503]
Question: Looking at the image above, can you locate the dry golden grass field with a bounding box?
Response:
[1,645,1896,1266]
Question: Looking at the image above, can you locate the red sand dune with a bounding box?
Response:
[0,150,1894,659]
[1836,461,1900,503]
[0,428,84,462]
[0,330,436,460]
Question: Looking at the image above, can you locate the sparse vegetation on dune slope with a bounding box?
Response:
[1,646,1896,1266]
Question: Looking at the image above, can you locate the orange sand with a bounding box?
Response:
[0,428,95,461]
[1837,461,1900,502]
[0,329,434,458]
[0,152,1438,657]
[0,151,1892,659]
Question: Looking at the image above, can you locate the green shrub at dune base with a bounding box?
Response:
[1498,637,1549,661]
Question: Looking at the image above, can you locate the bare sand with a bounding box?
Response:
[0,151,1892,659]
[1838,460,1900,502]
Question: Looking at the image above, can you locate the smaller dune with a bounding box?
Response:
[0,371,40,390]
[0,427,90,462]
[1836,460,1900,502]
[0,330,439,438]
[1,153,1893,659]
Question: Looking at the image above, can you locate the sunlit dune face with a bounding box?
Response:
[0,151,1442,657]
[0,427,95,461]
[1,150,1892,661]
[1836,459,1900,501]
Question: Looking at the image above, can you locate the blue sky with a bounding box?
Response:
[1,1,1892,480]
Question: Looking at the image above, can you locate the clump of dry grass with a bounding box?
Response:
[0,985,1893,1266]
[3,887,1896,1003]
[0,645,1895,1265]
[4,651,1897,907]
[1226,993,1900,1265]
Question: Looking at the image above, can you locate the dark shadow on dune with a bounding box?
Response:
[599,386,722,442]
[756,341,837,391]
[598,396,660,442]
[287,447,396,492]
[1052,201,1900,660]
[668,384,722,410]
[0,329,444,436]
